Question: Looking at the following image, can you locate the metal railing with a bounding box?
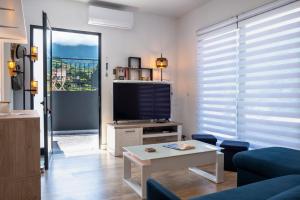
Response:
[51,57,98,91]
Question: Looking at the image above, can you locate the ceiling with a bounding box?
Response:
[72,0,210,18]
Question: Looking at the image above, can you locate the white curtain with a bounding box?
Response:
[196,1,300,149]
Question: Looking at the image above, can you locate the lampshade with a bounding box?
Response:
[156,54,168,69]
[30,46,38,62]
[30,80,38,95]
[7,60,17,77]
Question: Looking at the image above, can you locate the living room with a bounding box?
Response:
[0,0,299,199]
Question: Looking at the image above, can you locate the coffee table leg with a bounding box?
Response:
[189,152,224,183]
[141,166,151,199]
[216,152,224,183]
[124,155,131,179]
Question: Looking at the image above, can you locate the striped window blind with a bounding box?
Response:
[238,3,300,149]
[196,26,239,139]
[196,1,300,149]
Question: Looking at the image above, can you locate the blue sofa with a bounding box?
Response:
[147,175,300,200]
[233,147,300,186]
[147,147,300,200]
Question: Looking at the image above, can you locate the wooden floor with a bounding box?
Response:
[41,151,237,200]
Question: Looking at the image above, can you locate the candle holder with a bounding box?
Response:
[25,80,38,95]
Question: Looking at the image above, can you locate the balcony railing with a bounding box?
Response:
[51,57,98,91]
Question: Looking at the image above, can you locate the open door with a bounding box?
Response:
[43,12,53,170]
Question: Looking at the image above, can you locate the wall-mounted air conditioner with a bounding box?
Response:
[88,6,134,29]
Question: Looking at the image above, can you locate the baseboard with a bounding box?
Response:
[53,129,98,135]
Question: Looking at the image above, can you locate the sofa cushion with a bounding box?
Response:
[268,185,300,200]
[233,147,300,178]
[189,175,300,200]
[220,140,249,151]
[192,134,217,145]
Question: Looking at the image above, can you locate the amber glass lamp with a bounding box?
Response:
[30,46,38,62]
[7,60,17,77]
[30,80,38,95]
[156,53,168,81]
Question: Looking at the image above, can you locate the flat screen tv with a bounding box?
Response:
[113,82,171,121]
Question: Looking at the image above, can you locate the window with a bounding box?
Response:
[196,1,300,149]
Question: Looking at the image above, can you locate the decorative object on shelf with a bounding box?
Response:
[114,66,128,80]
[128,57,141,68]
[8,44,39,109]
[114,66,153,81]
[140,76,149,81]
[156,53,168,81]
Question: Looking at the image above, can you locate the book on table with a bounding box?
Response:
[163,143,195,151]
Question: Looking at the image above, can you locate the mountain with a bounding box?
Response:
[52,43,98,59]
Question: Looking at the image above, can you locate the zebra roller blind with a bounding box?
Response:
[197,1,300,149]
[196,25,239,139]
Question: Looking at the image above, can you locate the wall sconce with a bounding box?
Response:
[7,60,17,77]
[30,80,38,95]
[30,46,38,62]
[25,80,38,95]
[156,53,168,81]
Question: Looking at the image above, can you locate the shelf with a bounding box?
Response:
[142,132,179,138]
[113,80,171,84]
[116,66,153,70]
[128,68,152,70]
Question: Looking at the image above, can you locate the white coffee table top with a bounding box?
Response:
[123,140,220,161]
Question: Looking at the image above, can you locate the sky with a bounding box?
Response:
[52,30,98,46]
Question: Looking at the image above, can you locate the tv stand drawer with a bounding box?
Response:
[119,128,139,134]
[107,128,142,156]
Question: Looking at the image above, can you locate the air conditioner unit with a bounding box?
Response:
[88,6,134,29]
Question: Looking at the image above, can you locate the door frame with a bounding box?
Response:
[29,25,102,157]
[42,12,53,170]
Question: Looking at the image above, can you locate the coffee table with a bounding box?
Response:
[123,140,224,199]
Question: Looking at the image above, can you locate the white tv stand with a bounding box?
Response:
[107,121,182,156]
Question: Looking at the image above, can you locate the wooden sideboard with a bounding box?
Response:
[0,110,40,200]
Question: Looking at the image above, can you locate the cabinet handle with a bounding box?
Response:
[125,130,135,133]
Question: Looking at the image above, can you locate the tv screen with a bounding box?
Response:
[113,83,171,121]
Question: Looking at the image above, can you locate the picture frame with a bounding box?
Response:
[128,57,141,68]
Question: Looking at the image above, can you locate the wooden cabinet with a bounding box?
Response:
[0,110,40,200]
[107,122,182,156]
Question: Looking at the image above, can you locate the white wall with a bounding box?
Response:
[175,0,276,138]
[21,0,178,148]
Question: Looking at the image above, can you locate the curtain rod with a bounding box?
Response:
[196,0,298,36]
